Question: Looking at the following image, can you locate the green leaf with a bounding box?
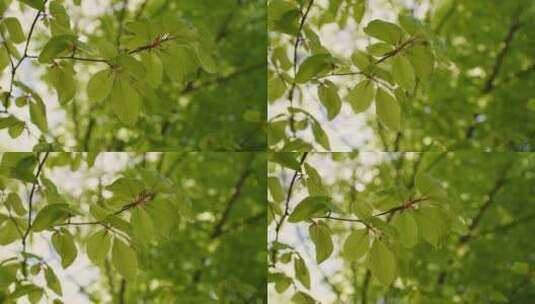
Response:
[0,153,37,183]
[32,203,73,232]
[271,153,301,171]
[0,220,20,245]
[94,38,118,59]
[112,238,138,281]
[415,173,447,202]
[288,196,331,223]
[145,199,178,238]
[106,177,144,199]
[243,110,261,122]
[351,50,371,70]
[141,52,163,87]
[312,120,330,150]
[375,88,401,131]
[86,229,111,265]
[347,80,375,113]
[369,240,396,286]
[0,116,19,129]
[8,120,26,138]
[318,80,341,120]
[268,76,287,102]
[195,44,217,74]
[4,17,25,44]
[364,19,404,45]
[399,15,424,35]
[309,222,333,264]
[0,265,16,289]
[367,42,394,57]
[272,46,292,70]
[161,45,197,84]
[38,35,76,63]
[406,45,435,81]
[352,0,366,24]
[268,176,285,202]
[52,229,77,268]
[295,54,333,83]
[17,0,45,10]
[0,47,9,71]
[413,206,444,247]
[87,69,113,102]
[131,207,155,244]
[28,287,43,304]
[343,229,369,260]
[512,262,529,275]
[392,55,415,91]
[29,100,48,133]
[109,77,142,126]
[291,291,316,304]
[294,255,310,289]
[49,64,76,105]
[304,163,326,196]
[11,155,38,183]
[393,212,418,248]
[272,9,299,35]
[44,267,62,296]
[6,193,26,216]
[272,273,291,293]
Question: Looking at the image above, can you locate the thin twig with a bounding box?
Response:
[288,0,315,135]
[319,197,428,224]
[464,7,524,140]
[210,154,255,239]
[191,154,256,284]
[271,152,309,264]
[116,0,130,48]
[21,152,50,277]
[3,2,48,106]
[436,166,510,285]
[134,0,149,19]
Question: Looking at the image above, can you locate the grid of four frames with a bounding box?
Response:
[1,0,534,303]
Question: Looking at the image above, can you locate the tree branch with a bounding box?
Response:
[118,279,126,304]
[271,152,309,264]
[210,154,255,239]
[319,197,428,225]
[21,152,50,277]
[465,7,524,140]
[481,8,523,94]
[191,154,256,284]
[288,0,315,134]
[433,0,459,33]
[3,2,47,107]
[477,212,535,237]
[181,63,264,95]
[116,0,130,48]
[361,269,371,304]
[134,0,149,19]
[458,174,508,244]
[25,54,110,64]
[374,37,418,65]
[127,35,176,54]
[436,168,509,285]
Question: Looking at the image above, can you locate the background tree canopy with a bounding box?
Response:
[0,152,266,303]
[268,0,535,151]
[0,0,266,151]
[268,152,535,303]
